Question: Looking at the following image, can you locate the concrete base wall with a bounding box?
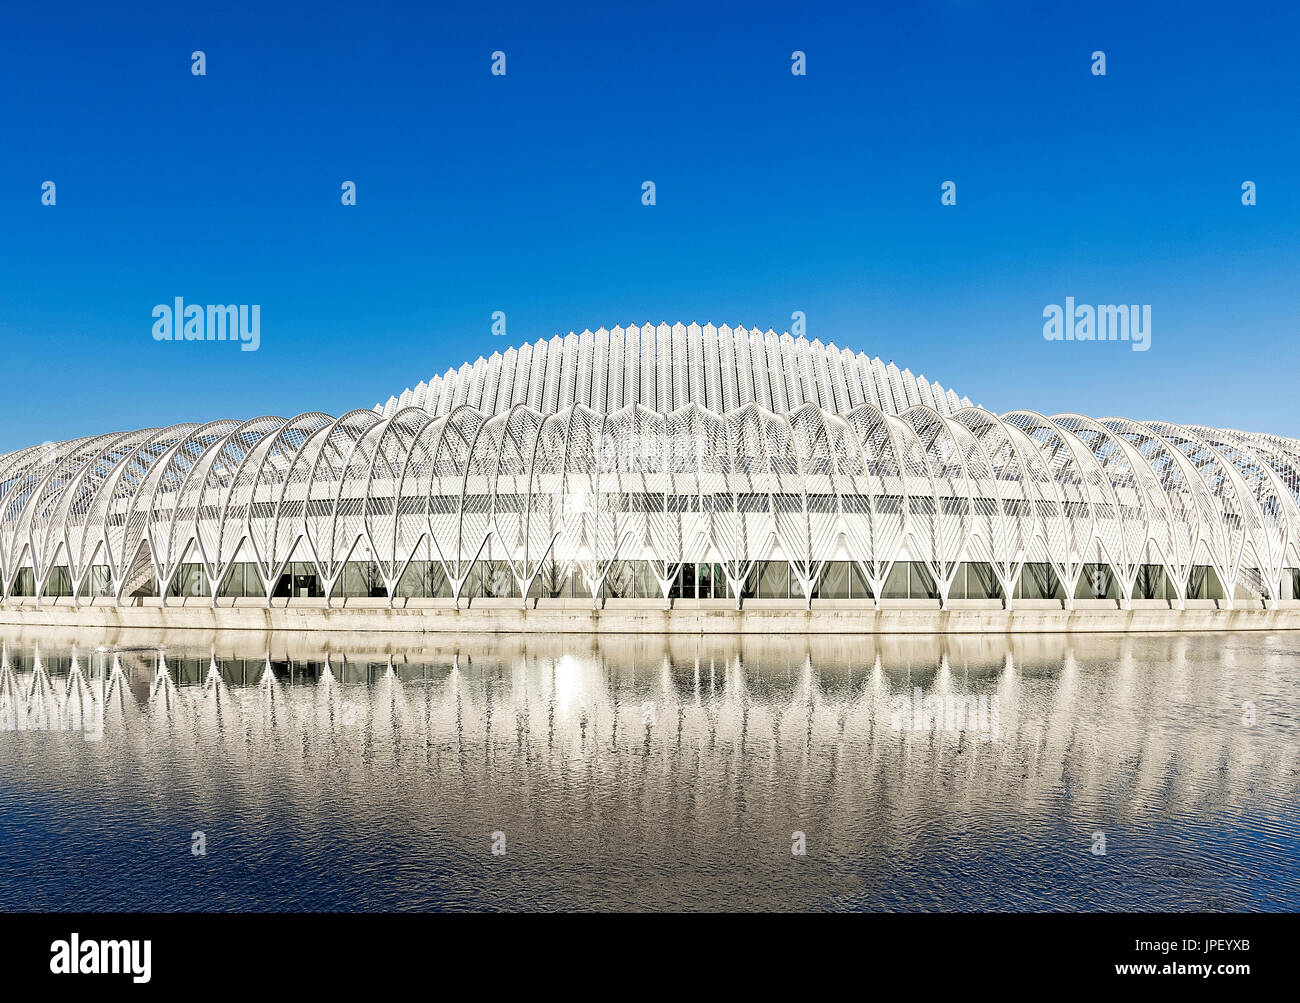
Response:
[2,596,1299,635]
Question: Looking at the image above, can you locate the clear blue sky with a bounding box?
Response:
[1,0,1296,452]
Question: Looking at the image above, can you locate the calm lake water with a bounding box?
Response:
[0,627,1296,912]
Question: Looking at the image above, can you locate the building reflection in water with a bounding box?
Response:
[0,627,1296,911]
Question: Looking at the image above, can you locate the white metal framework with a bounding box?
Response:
[2,324,1297,610]
[375,323,973,418]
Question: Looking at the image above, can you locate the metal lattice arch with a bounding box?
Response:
[1,323,1298,611]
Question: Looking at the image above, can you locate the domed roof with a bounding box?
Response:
[375,323,973,418]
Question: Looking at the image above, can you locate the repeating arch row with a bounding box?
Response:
[2,401,1297,610]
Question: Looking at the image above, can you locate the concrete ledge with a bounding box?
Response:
[1,599,1298,634]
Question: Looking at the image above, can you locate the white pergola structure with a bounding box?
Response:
[0,323,1297,611]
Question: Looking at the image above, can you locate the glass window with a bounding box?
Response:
[1075,564,1119,600]
[961,562,1002,600]
[1017,563,1062,600]
[882,563,910,599]
[909,562,939,599]
[756,561,788,599]
[850,563,873,599]
[816,561,851,599]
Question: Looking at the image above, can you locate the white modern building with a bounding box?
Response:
[2,323,1297,610]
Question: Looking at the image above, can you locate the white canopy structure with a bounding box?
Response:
[1,323,1297,611]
